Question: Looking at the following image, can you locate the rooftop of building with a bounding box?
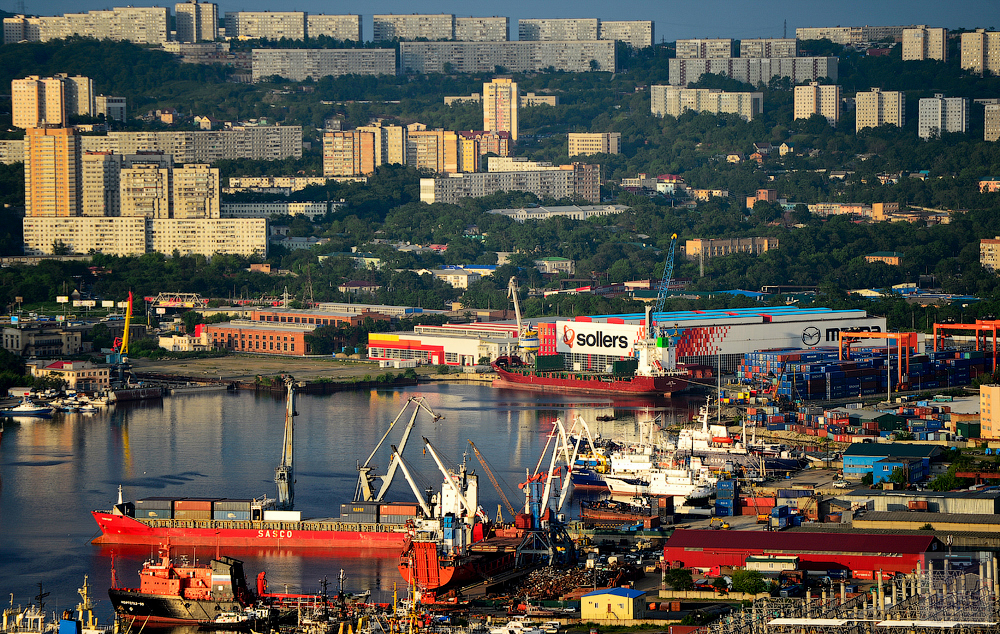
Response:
[664,528,937,555]
[845,489,1000,500]
[581,587,646,599]
[843,443,943,458]
[857,511,1000,525]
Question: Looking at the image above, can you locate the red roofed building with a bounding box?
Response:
[663,529,940,577]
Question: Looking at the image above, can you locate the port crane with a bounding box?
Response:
[274,376,297,510]
[468,440,516,518]
[107,291,134,386]
[651,233,678,337]
[507,277,539,357]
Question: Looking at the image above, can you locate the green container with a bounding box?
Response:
[612,359,639,376]
[535,354,564,371]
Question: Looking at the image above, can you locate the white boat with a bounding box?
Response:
[1,398,53,416]
[489,619,544,634]
[1,602,56,634]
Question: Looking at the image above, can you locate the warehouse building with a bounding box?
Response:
[841,443,943,483]
[844,489,1000,515]
[663,529,940,576]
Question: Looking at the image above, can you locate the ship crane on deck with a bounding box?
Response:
[468,440,516,518]
[274,376,297,510]
[651,233,678,338]
[508,277,539,358]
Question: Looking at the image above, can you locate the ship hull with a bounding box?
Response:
[108,387,164,402]
[92,511,408,549]
[109,589,243,624]
[492,369,689,396]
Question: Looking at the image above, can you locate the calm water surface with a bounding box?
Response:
[0,384,699,622]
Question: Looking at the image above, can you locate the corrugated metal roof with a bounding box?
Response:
[664,529,936,554]
[582,587,646,598]
[843,443,942,458]
[858,511,1000,525]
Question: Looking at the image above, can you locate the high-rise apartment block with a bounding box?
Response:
[399,41,616,74]
[739,38,796,58]
[323,131,376,177]
[568,133,621,156]
[12,74,93,128]
[118,162,220,218]
[95,96,127,122]
[982,384,1000,439]
[454,17,509,42]
[25,127,80,218]
[902,26,948,62]
[598,21,653,48]
[986,103,1000,142]
[856,88,905,133]
[406,129,475,174]
[357,121,407,166]
[251,49,396,82]
[171,164,221,219]
[420,161,599,205]
[306,14,361,41]
[76,127,302,163]
[668,57,837,86]
[81,151,171,217]
[981,238,1000,273]
[650,86,764,121]
[373,14,454,41]
[457,130,511,157]
[795,25,915,45]
[676,39,733,59]
[175,1,217,42]
[794,82,841,126]
[518,18,599,41]
[961,30,1000,75]
[224,12,305,40]
[3,8,169,44]
[918,94,967,139]
[483,78,518,141]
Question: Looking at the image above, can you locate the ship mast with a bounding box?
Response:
[274,376,296,510]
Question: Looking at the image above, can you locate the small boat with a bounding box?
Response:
[0,398,53,416]
[2,583,57,634]
[595,415,615,422]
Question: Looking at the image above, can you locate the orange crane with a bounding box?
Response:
[468,440,516,518]
[933,319,1000,372]
[837,330,918,388]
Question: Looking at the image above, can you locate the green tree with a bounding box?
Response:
[861,472,874,486]
[731,569,769,594]
[889,467,909,486]
[665,568,694,590]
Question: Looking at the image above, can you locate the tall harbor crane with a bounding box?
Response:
[652,233,678,337]
[274,376,297,510]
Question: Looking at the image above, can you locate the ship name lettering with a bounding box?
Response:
[258,529,293,538]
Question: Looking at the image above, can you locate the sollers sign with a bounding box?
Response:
[555,321,645,356]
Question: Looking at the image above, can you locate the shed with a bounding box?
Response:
[580,587,646,621]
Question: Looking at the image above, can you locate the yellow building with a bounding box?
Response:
[323,130,376,177]
[902,26,947,61]
[357,120,407,166]
[961,30,1000,75]
[580,588,646,623]
[28,360,110,392]
[407,129,460,174]
[25,127,80,218]
[856,88,905,133]
[568,132,621,156]
[794,82,841,126]
[483,77,518,141]
[983,384,1000,440]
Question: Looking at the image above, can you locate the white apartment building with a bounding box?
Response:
[675,38,733,59]
[373,14,454,41]
[488,204,628,223]
[227,176,328,192]
[598,21,653,48]
[12,74,92,128]
[23,216,147,255]
[171,164,221,219]
[95,95,126,122]
[399,40,616,74]
[918,94,968,140]
[961,30,1000,75]
[986,103,1000,142]
[650,86,763,121]
[856,88,905,133]
[794,82,841,126]
[454,17,508,42]
[78,127,303,163]
[483,77,518,141]
[0,140,25,165]
[224,12,305,40]
[421,171,575,204]
[739,38,796,58]
[251,49,396,82]
[3,7,169,44]
[567,132,621,156]
[119,163,171,218]
[221,202,332,219]
[667,57,838,86]
[175,1,217,42]
[795,25,914,45]
[902,26,948,62]
[306,14,361,41]
[81,151,171,217]
[518,18,599,41]
[357,121,407,165]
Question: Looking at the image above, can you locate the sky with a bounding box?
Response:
[16,0,999,42]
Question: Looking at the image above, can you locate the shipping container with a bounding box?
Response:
[263,510,302,522]
[136,497,174,510]
[137,509,172,519]
[379,504,419,516]
[341,502,379,517]
[174,499,215,511]
[213,510,251,521]
[214,500,253,511]
[173,509,212,520]
[535,354,564,371]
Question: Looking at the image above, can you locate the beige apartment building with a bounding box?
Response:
[95,95,126,122]
[667,57,838,86]
[323,130,376,177]
[986,103,1000,142]
[856,88,905,133]
[454,17,508,42]
[306,14,361,41]
[902,26,948,62]
[423,160,599,204]
[224,12,305,40]
[81,151,172,217]
[650,86,763,121]
[12,74,92,128]
[684,237,779,260]
[795,25,914,45]
[739,38,796,58]
[357,120,407,166]
[794,82,841,125]
[4,7,169,44]
[598,21,653,48]
[118,163,220,219]
[25,127,80,218]
[251,49,396,82]
[961,30,1000,75]
[77,127,302,163]
[399,40,616,74]
[982,384,1000,439]
[483,77,518,141]
[407,129,465,174]
[568,132,621,156]
[172,164,221,219]
[918,94,968,139]
[518,18,599,41]
[675,38,733,59]
[373,14,454,41]
[175,1,217,42]
[981,237,1000,273]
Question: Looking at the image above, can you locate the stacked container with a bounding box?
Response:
[715,479,738,517]
[214,499,252,521]
[340,502,378,523]
[136,497,174,519]
[379,503,420,525]
[770,504,790,530]
[174,499,216,520]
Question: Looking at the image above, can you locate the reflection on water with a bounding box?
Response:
[0,384,701,624]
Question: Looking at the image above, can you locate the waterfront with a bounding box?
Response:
[0,383,700,622]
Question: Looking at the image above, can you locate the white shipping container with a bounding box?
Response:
[263,510,302,521]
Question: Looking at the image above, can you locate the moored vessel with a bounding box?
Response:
[1,397,53,416]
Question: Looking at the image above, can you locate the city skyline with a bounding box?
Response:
[7,0,995,43]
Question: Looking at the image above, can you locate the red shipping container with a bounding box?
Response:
[853,570,874,580]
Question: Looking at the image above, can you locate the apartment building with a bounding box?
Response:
[4,7,169,44]
[667,57,838,86]
[483,77,518,141]
[794,82,841,126]
[306,14,361,41]
[489,204,628,223]
[12,74,92,128]
[2,324,84,357]
[650,86,763,121]
[918,94,968,139]
[675,38,733,59]
[95,95,126,122]
[983,384,1000,440]
[81,151,171,217]
[739,38,796,58]
[221,202,331,219]
[491,157,600,202]
[961,30,1000,75]
[518,18,599,41]
[598,21,653,48]
[323,130,376,177]
[251,49,396,82]
[422,161,599,204]
[986,103,1000,142]
[24,127,80,218]
[856,88,905,133]
[357,120,407,166]
[902,26,948,62]
[407,129,464,174]
[981,238,1000,273]
[684,237,779,260]
[78,127,303,163]
[224,12,305,40]
[795,25,914,45]
[454,17,508,42]
[0,140,25,165]
[373,14,454,41]
[119,163,171,218]
[175,1,217,42]
[399,40,616,74]
[457,130,510,157]
[171,164,221,219]
[568,132,621,156]
[118,163,220,219]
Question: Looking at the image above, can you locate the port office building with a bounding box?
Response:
[366,307,886,371]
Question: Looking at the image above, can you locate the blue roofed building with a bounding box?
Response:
[842,443,942,482]
[580,587,647,621]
